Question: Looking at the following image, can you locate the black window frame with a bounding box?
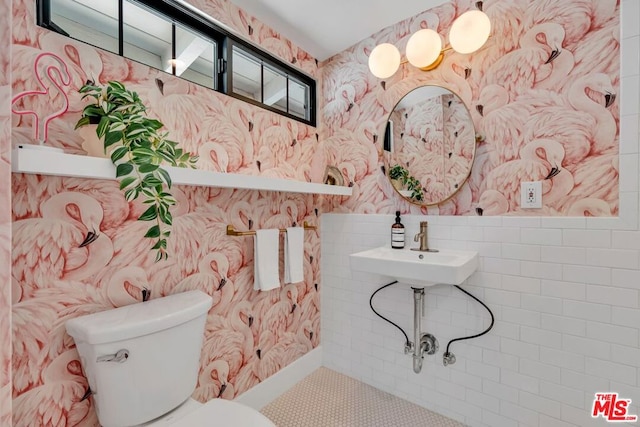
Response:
[228,39,312,122]
[36,0,316,127]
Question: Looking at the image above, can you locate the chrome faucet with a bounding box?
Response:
[411,221,438,252]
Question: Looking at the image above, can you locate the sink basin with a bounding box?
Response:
[349,246,478,286]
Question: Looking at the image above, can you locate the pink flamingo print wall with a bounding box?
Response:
[11,52,71,144]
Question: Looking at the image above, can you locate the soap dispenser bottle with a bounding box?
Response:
[391,211,405,249]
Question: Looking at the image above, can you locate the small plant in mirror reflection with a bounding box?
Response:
[389,164,424,202]
[75,80,198,261]
[389,164,409,181]
[405,176,424,202]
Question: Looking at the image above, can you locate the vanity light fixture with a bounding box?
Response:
[368,4,490,78]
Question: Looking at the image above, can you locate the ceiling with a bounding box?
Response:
[227,0,449,61]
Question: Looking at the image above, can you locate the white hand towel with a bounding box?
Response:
[285,227,304,284]
[254,229,280,291]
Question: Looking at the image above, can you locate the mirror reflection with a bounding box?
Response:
[384,85,476,206]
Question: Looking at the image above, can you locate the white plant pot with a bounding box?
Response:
[78,124,109,158]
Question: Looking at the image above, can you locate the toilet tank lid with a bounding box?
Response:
[66,290,213,345]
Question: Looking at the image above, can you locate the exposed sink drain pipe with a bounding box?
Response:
[369,281,494,372]
[411,287,438,373]
[369,281,438,374]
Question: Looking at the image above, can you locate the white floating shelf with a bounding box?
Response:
[11,146,353,196]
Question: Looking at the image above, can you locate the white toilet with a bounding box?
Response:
[66,290,276,427]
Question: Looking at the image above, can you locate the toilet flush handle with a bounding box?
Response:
[97,349,129,363]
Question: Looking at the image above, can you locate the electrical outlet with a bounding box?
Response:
[520,181,542,208]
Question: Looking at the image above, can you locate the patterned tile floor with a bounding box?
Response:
[261,367,467,427]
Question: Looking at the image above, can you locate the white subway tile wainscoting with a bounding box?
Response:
[321,213,640,427]
[319,4,640,425]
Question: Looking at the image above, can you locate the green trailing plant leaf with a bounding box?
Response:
[124,187,139,202]
[146,119,163,130]
[80,105,103,119]
[75,116,91,129]
[109,122,127,133]
[96,116,110,138]
[141,188,157,199]
[115,163,134,177]
[157,150,177,165]
[138,204,158,222]
[151,238,167,251]
[119,176,137,191]
[126,124,148,139]
[161,210,173,226]
[131,147,156,159]
[76,80,198,261]
[144,225,161,238]
[104,130,122,147]
[138,163,159,173]
[110,146,129,163]
[142,175,163,187]
[157,168,171,188]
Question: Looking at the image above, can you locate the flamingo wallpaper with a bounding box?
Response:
[10,0,324,425]
[1,0,12,422]
[8,0,620,426]
[321,0,620,216]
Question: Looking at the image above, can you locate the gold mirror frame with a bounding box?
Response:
[383,84,477,207]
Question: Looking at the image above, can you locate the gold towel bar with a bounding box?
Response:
[226,221,317,237]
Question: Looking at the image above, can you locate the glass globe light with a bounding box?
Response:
[449,10,491,54]
[368,43,401,79]
[406,29,443,70]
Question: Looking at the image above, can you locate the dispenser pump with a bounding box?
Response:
[391,211,405,249]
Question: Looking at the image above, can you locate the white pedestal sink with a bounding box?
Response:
[349,246,478,286]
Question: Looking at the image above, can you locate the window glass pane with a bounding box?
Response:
[263,66,287,113]
[232,46,261,101]
[41,0,315,125]
[289,79,309,120]
[50,0,119,54]
[174,25,216,90]
[123,0,172,71]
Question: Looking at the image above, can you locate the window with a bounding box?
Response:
[231,46,262,102]
[48,0,119,54]
[229,43,311,121]
[289,77,310,120]
[122,0,173,72]
[174,24,216,90]
[37,0,316,125]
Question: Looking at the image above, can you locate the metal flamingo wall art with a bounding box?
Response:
[11,52,71,145]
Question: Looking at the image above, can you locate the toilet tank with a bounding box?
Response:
[66,290,213,427]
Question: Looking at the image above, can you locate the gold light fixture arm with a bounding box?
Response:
[418,51,445,71]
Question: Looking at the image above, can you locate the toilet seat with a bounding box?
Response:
[170,399,276,427]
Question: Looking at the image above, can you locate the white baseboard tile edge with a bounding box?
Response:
[234,346,323,410]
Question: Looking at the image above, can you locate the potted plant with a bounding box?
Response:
[404,175,424,202]
[388,164,424,202]
[75,81,198,261]
[388,164,408,191]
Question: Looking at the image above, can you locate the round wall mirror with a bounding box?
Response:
[383,85,476,206]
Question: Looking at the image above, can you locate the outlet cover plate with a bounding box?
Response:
[521,181,542,208]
